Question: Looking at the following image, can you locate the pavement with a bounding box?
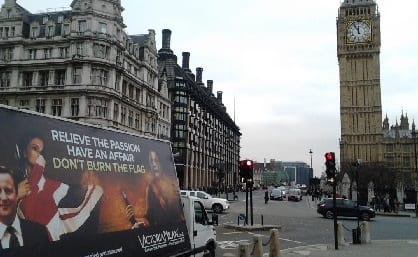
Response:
[280,240,418,257]
[222,210,418,257]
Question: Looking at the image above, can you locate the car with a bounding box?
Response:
[270,188,285,200]
[287,188,302,201]
[317,198,375,221]
[180,190,230,213]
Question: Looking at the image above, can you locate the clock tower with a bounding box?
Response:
[337,0,383,166]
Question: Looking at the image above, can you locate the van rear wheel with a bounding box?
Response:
[325,210,334,219]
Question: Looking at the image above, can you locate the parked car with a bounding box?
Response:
[317,198,375,221]
[270,188,285,200]
[287,188,302,201]
[180,190,230,213]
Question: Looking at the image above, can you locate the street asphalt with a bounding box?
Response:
[280,240,418,257]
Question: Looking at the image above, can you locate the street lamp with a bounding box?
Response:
[309,149,313,169]
[411,124,417,217]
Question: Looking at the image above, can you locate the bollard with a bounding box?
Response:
[223,253,236,257]
[360,221,371,243]
[261,215,264,226]
[352,228,361,244]
[337,222,348,246]
[253,236,263,257]
[238,242,250,257]
[269,229,281,257]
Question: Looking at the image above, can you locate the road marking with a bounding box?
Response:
[218,240,250,249]
[223,231,243,235]
[279,238,304,244]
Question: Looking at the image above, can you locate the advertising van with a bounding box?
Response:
[0,105,215,257]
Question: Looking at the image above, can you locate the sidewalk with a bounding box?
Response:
[280,240,418,257]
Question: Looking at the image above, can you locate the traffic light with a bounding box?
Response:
[239,159,254,180]
[324,152,336,183]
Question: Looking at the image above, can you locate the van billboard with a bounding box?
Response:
[0,105,191,257]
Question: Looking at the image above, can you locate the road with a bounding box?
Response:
[214,190,418,256]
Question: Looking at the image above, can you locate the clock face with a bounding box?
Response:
[346,21,371,43]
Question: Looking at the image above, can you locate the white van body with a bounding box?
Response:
[270,188,285,200]
[181,195,217,257]
[288,188,303,201]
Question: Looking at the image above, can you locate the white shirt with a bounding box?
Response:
[0,216,23,248]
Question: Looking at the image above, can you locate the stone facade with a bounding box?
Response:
[158,29,241,190]
[0,0,171,139]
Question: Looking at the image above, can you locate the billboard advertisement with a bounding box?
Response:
[0,106,191,257]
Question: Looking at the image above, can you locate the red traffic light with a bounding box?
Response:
[325,152,335,161]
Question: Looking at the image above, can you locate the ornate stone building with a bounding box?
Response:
[337,0,383,165]
[337,0,417,203]
[158,29,241,190]
[0,0,171,139]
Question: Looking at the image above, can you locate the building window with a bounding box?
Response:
[0,99,8,105]
[19,99,30,109]
[121,107,126,124]
[72,67,82,84]
[59,47,69,58]
[43,48,52,59]
[78,20,87,33]
[35,99,46,113]
[128,110,133,127]
[31,26,39,38]
[98,22,107,34]
[115,73,121,91]
[128,85,134,99]
[0,71,11,88]
[46,25,54,37]
[88,97,108,118]
[52,99,62,116]
[22,71,33,88]
[76,42,84,56]
[71,98,79,116]
[57,16,64,24]
[91,67,108,86]
[122,81,127,96]
[42,16,48,24]
[39,70,49,86]
[135,113,140,129]
[28,49,37,60]
[55,70,66,85]
[113,103,119,121]
[0,47,13,61]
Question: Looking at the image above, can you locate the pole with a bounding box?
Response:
[250,184,253,226]
[245,185,249,225]
[356,165,360,233]
[333,180,338,250]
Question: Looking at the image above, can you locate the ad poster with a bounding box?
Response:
[0,106,191,257]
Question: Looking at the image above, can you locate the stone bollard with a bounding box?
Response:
[269,229,281,257]
[238,242,250,257]
[223,253,236,257]
[337,222,348,246]
[360,221,371,243]
[253,235,263,257]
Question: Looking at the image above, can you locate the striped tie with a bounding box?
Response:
[7,226,19,248]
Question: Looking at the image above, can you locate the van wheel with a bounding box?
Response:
[203,243,215,257]
[325,210,334,219]
[212,204,223,214]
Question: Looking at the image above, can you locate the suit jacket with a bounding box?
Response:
[0,217,49,253]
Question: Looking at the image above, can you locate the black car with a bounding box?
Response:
[317,198,375,221]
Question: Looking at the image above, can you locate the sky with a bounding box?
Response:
[8,0,418,177]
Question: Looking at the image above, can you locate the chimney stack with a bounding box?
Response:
[196,67,203,85]
[217,91,223,103]
[207,80,213,94]
[162,29,171,49]
[182,52,191,72]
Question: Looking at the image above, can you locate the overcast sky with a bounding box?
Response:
[10,0,418,177]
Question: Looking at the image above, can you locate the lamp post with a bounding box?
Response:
[411,125,417,216]
[309,149,313,169]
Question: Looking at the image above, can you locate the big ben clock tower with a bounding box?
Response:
[337,0,383,166]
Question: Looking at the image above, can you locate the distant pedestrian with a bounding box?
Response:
[264,191,269,204]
